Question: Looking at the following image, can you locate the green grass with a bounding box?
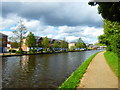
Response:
[58,52,100,88]
[104,51,120,78]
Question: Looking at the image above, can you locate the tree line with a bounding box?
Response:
[26,32,68,51]
[89,2,120,57]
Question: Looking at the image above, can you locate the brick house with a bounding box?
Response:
[0,33,8,53]
[22,36,61,51]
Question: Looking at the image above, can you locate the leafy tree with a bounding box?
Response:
[88,2,120,22]
[76,38,86,48]
[12,19,27,51]
[98,20,120,56]
[42,37,49,48]
[26,32,36,50]
[60,40,68,48]
[37,41,43,47]
[11,42,19,48]
[89,2,120,57]
[94,42,106,46]
[53,40,59,48]
[64,41,68,48]
[60,40,64,48]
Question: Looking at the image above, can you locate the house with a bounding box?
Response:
[22,36,46,51]
[7,42,19,51]
[22,36,63,52]
[7,42,11,49]
[87,44,94,49]
[0,33,8,53]
[68,42,76,49]
[22,39,29,51]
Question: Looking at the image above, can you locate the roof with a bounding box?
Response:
[35,36,64,42]
[25,35,68,43]
[0,33,8,36]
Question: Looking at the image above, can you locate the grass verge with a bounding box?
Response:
[104,51,120,78]
[58,52,100,88]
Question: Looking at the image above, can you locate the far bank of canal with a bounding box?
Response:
[2,50,103,88]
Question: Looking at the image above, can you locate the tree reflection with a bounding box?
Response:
[19,55,36,76]
[20,55,29,72]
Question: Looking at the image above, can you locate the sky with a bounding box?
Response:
[0,1,104,44]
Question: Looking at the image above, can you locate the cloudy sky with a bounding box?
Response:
[0,1,104,44]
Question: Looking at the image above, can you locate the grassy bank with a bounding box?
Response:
[104,51,119,78]
[58,52,100,88]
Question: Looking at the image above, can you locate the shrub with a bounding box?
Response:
[9,49,16,53]
[29,49,37,54]
[98,20,120,57]
[16,51,23,54]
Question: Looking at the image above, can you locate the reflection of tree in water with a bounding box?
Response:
[27,55,37,71]
[20,56,29,72]
[19,55,36,77]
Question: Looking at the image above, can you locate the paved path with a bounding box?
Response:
[77,51,119,88]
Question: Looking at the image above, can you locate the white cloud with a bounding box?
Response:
[66,36,80,42]
[40,25,103,43]
[0,14,21,30]
[82,26,103,37]
[1,14,103,44]
[0,31,14,36]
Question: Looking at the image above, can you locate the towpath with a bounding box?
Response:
[77,51,119,88]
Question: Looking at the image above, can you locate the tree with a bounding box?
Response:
[65,41,68,48]
[37,41,43,47]
[89,2,120,57]
[11,42,19,48]
[98,20,120,56]
[94,42,106,47]
[88,2,120,22]
[42,37,49,49]
[60,40,68,48]
[12,19,27,51]
[26,32,36,50]
[53,40,59,48]
[76,38,86,48]
[9,37,19,42]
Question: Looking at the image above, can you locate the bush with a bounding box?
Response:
[16,51,23,54]
[29,49,37,54]
[99,20,120,57]
[106,46,112,51]
[62,50,67,52]
[69,46,75,51]
[9,49,16,53]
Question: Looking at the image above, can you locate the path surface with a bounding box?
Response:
[77,51,119,88]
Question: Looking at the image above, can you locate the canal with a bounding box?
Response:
[2,50,102,88]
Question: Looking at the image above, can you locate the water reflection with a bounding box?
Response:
[20,56,29,72]
[2,50,102,88]
[20,55,37,73]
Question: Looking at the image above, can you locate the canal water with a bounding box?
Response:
[2,50,102,88]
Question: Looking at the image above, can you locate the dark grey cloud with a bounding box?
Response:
[2,2,103,27]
